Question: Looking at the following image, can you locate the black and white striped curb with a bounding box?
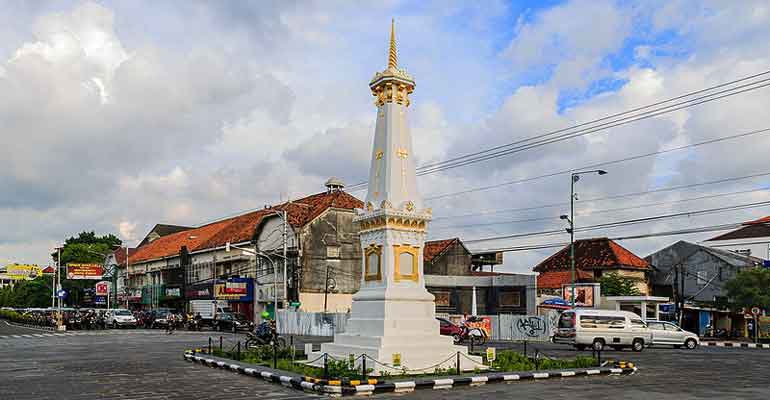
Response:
[704,341,770,349]
[184,352,637,396]
[2,320,55,331]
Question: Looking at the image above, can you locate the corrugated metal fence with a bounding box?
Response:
[276,310,559,341]
[276,311,349,337]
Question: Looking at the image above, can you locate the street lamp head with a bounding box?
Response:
[597,170,608,175]
[560,214,569,220]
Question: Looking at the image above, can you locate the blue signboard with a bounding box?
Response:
[94,296,106,305]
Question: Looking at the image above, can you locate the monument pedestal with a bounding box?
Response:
[310,287,483,374]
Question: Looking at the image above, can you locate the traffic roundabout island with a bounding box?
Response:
[182,349,638,396]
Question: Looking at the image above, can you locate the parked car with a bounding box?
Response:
[150,310,172,329]
[553,309,652,352]
[213,312,253,332]
[106,309,137,329]
[646,320,699,349]
[437,317,463,341]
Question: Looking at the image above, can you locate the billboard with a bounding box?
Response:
[4,264,43,280]
[214,278,253,302]
[95,281,110,296]
[67,263,104,280]
[561,284,597,307]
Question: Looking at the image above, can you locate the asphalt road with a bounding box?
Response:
[1,321,768,399]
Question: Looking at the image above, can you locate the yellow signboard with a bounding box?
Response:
[4,264,43,280]
[392,353,401,367]
[486,347,496,364]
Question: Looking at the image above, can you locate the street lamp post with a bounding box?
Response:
[561,169,607,308]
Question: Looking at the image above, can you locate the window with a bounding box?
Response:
[498,291,521,307]
[664,323,681,331]
[648,322,665,330]
[697,270,708,286]
[364,245,382,281]
[393,244,419,282]
[558,312,575,329]
[630,318,647,329]
[579,315,626,329]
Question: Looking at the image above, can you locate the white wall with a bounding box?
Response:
[702,237,770,260]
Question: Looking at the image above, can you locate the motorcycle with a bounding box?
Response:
[245,321,286,348]
[187,318,202,331]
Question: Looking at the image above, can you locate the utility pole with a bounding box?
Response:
[282,209,288,310]
[562,169,607,308]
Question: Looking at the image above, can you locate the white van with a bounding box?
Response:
[553,309,652,352]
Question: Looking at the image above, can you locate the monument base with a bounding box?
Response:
[308,289,484,375]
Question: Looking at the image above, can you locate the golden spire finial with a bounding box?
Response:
[388,18,397,69]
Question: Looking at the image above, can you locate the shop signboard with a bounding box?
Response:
[165,287,181,298]
[95,281,110,296]
[94,296,106,305]
[67,263,104,280]
[214,278,253,302]
[185,283,213,300]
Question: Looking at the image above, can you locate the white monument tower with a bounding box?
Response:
[316,20,482,373]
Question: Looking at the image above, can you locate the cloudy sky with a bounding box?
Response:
[3,0,770,272]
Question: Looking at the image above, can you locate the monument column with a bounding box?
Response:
[315,20,482,373]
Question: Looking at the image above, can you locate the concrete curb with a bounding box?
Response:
[3,320,55,331]
[704,341,770,349]
[183,351,637,396]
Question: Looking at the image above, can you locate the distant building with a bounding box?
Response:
[424,238,536,316]
[533,238,652,296]
[646,240,763,336]
[126,179,363,318]
[702,216,770,260]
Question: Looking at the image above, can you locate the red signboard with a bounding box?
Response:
[225,281,247,294]
[66,263,104,280]
[95,281,109,296]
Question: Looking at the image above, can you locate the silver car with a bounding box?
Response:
[646,320,699,349]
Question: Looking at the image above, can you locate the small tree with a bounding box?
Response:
[598,272,641,296]
[725,268,770,311]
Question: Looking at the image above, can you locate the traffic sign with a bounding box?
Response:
[57,289,67,299]
[751,307,761,316]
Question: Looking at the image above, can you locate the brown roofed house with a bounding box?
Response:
[533,238,651,295]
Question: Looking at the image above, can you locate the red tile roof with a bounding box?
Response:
[128,190,363,264]
[533,238,650,273]
[424,238,460,263]
[537,270,594,289]
[747,216,770,225]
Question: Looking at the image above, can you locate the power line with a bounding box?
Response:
[347,69,770,190]
[462,200,770,244]
[432,170,770,221]
[426,127,770,201]
[431,186,770,231]
[471,222,747,254]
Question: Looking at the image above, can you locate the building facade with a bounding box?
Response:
[125,181,363,320]
[646,240,763,336]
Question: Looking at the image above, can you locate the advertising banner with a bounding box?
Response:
[95,281,109,296]
[562,284,596,307]
[186,283,213,300]
[758,316,770,340]
[4,264,43,280]
[66,263,104,280]
[465,316,492,337]
[214,278,253,302]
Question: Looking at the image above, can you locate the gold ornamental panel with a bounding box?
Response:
[393,244,419,282]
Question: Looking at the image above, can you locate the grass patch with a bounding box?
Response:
[205,345,598,381]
